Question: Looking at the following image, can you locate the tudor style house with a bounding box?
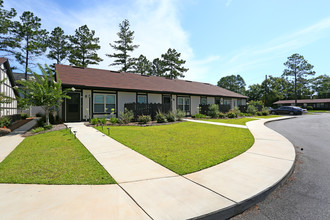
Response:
[0,58,18,117]
[55,64,247,122]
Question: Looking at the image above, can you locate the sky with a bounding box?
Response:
[3,0,330,87]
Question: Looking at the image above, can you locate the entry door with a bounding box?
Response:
[162,95,172,113]
[66,92,81,121]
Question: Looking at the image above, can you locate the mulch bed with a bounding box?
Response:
[9,118,33,131]
[23,124,67,137]
[85,120,184,127]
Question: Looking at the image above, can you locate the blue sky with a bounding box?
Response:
[4,0,330,87]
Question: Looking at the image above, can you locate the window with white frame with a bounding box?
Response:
[177,96,190,115]
[200,96,207,105]
[94,94,116,113]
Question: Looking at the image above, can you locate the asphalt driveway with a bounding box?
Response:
[232,113,330,220]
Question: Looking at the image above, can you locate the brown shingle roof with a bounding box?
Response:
[0,57,8,64]
[274,99,330,104]
[55,64,247,98]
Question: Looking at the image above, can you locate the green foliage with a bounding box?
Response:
[119,108,134,124]
[193,113,206,119]
[311,75,330,98]
[47,27,69,64]
[175,109,185,121]
[110,117,118,124]
[16,64,71,125]
[256,111,263,116]
[32,127,44,133]
[107,19,139,72]
[20,113,29,119]
[99,118,107,125]
[13,11,48,75]
[247,105,257,115]
[155,111,167,123]
[138,115,152,124]
[90,118,99,125]
[0,129,115,184]
[150,58,165,76]
[307,106,313,110]
[261,107,269,116]
[68,25,103,67]
[0,0,19,54]
[218,112,226,118]
[97,122,254,175]
[226,111,237,118]
[0,116,11,128]
[35,112,43,117]
[208,104,219,118]
[166,111,176,122]
[161,48,188,79]
[217,74,246,95]
[43,124,53,130]
[230,107,241,116]
[131,54,152,75]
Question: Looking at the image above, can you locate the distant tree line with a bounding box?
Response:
[217,53,330,106]
[0,0,188,79]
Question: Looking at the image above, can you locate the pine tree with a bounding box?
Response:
[68,25,103,67]
[282,53,315,105]
[47,27,69,64]
[131,55,152,75]
[161,48,188,79]
[13,11,48,79]
[151,58,165,76]
[107,19,139,72]
[0,0,19,55]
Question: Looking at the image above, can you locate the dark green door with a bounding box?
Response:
[66,93,81,121]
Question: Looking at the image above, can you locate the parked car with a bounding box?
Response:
[270,106,303,115]
[292,106,308,114]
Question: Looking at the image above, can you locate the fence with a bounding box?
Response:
[124,103,171,119]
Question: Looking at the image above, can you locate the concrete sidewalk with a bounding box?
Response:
[0,117,296,219]
[0,118,38,162]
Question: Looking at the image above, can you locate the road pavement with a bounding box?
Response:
[232,113,330,220]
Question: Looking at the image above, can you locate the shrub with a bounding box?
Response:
[21,113,29,120]
[110,117,118,124]
[176,109,185,121]
[307,106,313,110]
[230,106,241,116]
[138,115,152,124]
[36,112,43,117]
[91,118,99,125]
[43,124,53,130]
[239,112,246,117]
[256,111,263,116]
[32,127,44,133]
[156,111,167,123]
[218,112,226,118]
[0,116,11,128]
[247,105,257,115]
[227,111,237,118]
[120,108,134,124]
[261,107,269,116]
[208,104,219,118]
[99,118,107,125]
[193,113,206,119]
[166,111,176,122]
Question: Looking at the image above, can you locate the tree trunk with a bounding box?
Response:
[25,37,29,80]
[294,71,297,106]
[45,106,50,125]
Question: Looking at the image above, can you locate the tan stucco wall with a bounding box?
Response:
[118,91,136,114]
[191,96,200,115]
[148,93,162,103]
[207,97,215,105]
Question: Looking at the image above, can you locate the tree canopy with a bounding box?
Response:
[161,48,188,79]
[47,27,69,64]
[13,11,48,77]
[107,19,139,72]
[68,25,103,67]
[131,54,152,75]
[217,74,246,95]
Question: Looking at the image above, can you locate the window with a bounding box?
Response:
[224,98,231,106]
[94,94,116,113]
[200,96,207,105]
[177,96,190,115]
[215,97,221,105]
[137,94,147,104]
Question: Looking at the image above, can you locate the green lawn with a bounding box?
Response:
[96,122,254,175]
[200,118,257,125]
[0,129,116,184]
[307,110,330,113]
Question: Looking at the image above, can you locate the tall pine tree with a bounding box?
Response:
[107,19,139,72]
[161,48,188,79]
[68,25,103,67]
[131,55,152,75]
[13,11,48,79]
[47,27,69,64]
[0,0,19,55]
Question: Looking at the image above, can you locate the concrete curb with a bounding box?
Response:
[190,116,297,220]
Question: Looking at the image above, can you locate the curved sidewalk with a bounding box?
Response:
[0,117,296,220]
